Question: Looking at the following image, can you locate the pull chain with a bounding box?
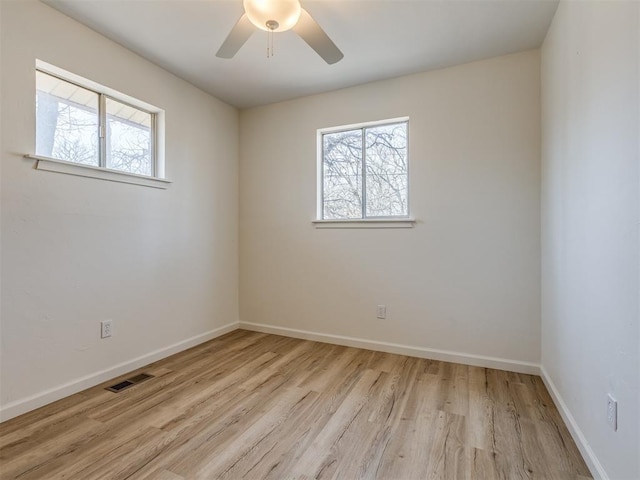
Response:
[265,20,279,59]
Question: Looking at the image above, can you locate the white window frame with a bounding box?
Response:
[26,60,169,189]
[314,117,415,228]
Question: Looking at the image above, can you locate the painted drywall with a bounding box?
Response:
[0,1,4,416]
[541,1,640,479]
[0,0,239,419]
[240,50,541,365]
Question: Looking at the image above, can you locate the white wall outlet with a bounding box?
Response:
[376,305,387,319]
[607,394,617,431]
[101,319,112,339]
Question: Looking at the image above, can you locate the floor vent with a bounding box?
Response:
[106,373,154,393]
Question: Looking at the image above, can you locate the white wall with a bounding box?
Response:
[0,0,239,420]
[240,51,541,368]
[541,1,640,479]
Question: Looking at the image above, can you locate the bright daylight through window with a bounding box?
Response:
[36,70,156,177]
[320,119,409,220]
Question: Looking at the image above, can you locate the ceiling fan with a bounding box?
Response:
[216,0,344,65]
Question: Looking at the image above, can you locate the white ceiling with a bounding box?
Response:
[43,0,559,109]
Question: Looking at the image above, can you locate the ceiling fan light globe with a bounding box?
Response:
[243,0,301,32]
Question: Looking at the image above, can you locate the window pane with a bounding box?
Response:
[36,71,99,166]
[106,98,153,176]
[323,130,363,219]
[365,123,408,217]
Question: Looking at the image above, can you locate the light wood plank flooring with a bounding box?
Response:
[0,330,591,479]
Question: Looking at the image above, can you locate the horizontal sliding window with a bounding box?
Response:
[319,119,409,220]
[35,68,160,178]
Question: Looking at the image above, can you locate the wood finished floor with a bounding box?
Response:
[0,330,591,480]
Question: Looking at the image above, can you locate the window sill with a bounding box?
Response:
[312,218,416,229]
[25,155,172,189]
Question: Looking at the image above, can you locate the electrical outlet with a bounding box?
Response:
[376,305,387,319]
[101,320,112,339]
[607,394,617,431]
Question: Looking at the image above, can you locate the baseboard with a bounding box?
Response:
[239,321,540,375]
[540,365,608,480]
[0,322,239,422]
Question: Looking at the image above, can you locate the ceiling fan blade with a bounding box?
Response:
[216,14,254,59]
[293,9,343,65]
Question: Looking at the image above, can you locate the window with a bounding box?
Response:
[319,119,409,221]
[35,68,159,178]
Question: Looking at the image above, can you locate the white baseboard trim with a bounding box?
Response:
[239,321,540,375]
[0,322,239,422]
[540,365,608,480]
